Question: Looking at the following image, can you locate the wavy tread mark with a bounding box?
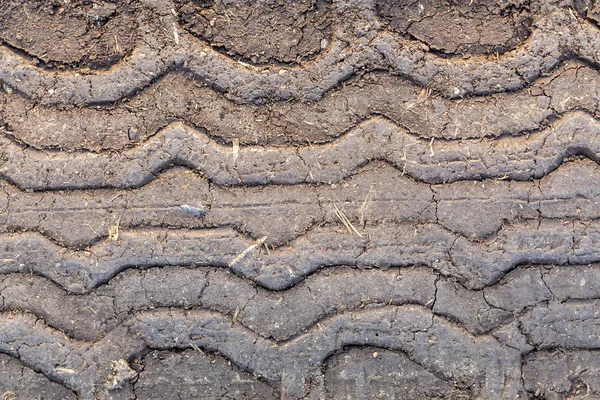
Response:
[192,9,600,101]
[0,5,176,106]
[3,112,600,191]
[3,218,600,293]
[0,0,368,107]
[0,307,523,399]
[7,61,597,152]
[433,265,600,351]
[137,306,523,399]
[374,11,600,96]
[0,267,436,341]
[0,68,551,150]
[0,228,241,294]
[1,0,600,104]
[4,262,600,345]
[3,159,600,248]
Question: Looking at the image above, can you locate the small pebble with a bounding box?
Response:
[128,127,139,141]
[180,204,207,217]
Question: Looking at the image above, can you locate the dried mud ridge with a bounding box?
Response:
[3,0,600,399]
[2,0,600,107]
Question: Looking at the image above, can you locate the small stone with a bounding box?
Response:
[128,127,139,141]
[180,204,207,217]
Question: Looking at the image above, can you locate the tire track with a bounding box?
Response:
[322,346,473,399]
[2,218,600,293]
[0,313,144,399]
[8,61,596,152]
[3,262,600,345]
[0,2,176,106]
[3,159,599,248]
[135,349,279,399]
[0,66,553,151]
[375,10,600,97]
[4,276,599,398]
[435,264,600,343]
[3,112,600,190]
[1,1,599,105]
[0,266,436,341]
[0,306,523,399]
[7,61,599,152]
[2,1,598,398]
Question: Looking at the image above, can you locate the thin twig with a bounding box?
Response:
[228,236,268,267]
[332,204,363,238]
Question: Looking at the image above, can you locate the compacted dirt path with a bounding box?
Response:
[1,0,600,398]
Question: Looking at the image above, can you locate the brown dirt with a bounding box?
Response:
[174,0,334,64]
[0,0,138,69]
[376,0,532,55]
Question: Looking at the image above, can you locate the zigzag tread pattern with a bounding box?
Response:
[6,111,600,191]
[1,158,599,248]
[3,0,600,105]
[4,0,600,399]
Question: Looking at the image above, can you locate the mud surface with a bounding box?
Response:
[1,0,600,399]
[376,0,532,55]
[174,0,333,64]
[0,0,139,69]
